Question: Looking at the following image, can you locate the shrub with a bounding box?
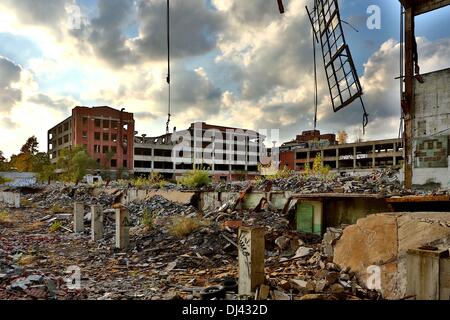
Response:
[168,216,209,237]
[178,168,211,189]
[51,205,66,214]
[0,211,11,225]
[49,220,63,233]
[0,176,11,185]
[133,173,165,188]
[141,208,157,230]
[18,255,36,266]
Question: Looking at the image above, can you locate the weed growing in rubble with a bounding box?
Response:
[49,220,63,233]
[169,216,209,237]
[141,208,157,230]
[0,211,11,225]
[302,154,332,179]
[0,176,11,185]
[51,205,66,214]
[133,173,166,189]
[18,255,37,266]
[178,168,211,189]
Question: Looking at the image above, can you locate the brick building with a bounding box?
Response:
[48,106,135,175]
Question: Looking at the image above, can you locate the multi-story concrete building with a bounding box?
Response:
[134,122,265,181]
[48,106,135,175]
[280,131,404,174]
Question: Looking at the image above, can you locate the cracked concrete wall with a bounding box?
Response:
[333,212,450,299]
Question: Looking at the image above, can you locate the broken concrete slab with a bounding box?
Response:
[333,212,450,299]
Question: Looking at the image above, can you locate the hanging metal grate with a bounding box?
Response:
[307,0,368,126]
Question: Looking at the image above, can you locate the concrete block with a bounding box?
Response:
[115,208,130,250]
[73,202,84,233]
[91,205,103,241]
[238,227,265,296]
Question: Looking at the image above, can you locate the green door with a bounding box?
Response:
[296,203,314,233]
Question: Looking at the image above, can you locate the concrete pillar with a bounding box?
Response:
[73,202,84,233]
[115,208,130,250]
[372,144,376,168]
[238,227,265,296]
[353,147,357,169]
[321,150,325,166]
[14,193,20,208]
[91,205,103,241]
[336,148,339,170]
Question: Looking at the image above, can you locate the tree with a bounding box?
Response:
[0,151,10,171]
[10,136,42,172]
[337,131,348,145]
[20,136,39,155]
[56,146,96,184]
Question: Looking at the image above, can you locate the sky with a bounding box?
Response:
[0,0,449,158]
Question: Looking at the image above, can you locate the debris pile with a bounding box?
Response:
[256,169,406,195]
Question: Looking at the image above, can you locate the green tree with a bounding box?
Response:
[56,146,96,184]
[0,151,10,171]
[20,136,39,155]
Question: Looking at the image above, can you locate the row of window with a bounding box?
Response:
[81,117,129,132]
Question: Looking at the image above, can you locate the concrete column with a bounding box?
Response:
[115,208,130,250]
[336,148,339,170]
[14,193,20,209]
[238,227,265,296]
[372,144,376,168]
[307,151,310,166]
[91,205,103,241]
[321,150,324,166]
[353,147,357,169]
[73,202,84,233]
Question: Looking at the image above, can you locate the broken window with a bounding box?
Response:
[123,160,127,168]
[111,159,117,168]
[111,134,118,142]
[103,133,109,141]
[111,120,118,129]
[94,145,101,153]
[111,146,117,154]
[103,146,109,154]
[64,135,69,143]
[103,120,110,129]
[307,0,368,129]
[94,132,101,140]
[94,119,101,127]
[58,138,63,146]
[82,131,88,139]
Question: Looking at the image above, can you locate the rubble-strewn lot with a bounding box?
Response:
[2,170,430,300]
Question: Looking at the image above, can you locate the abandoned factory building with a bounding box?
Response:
[47,106,135,174]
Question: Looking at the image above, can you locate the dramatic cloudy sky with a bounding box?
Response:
[0,0,449,157]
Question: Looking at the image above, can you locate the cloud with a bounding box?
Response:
[1,0,69,27]
[0,56,23,113]
[133,0,224,62]
[28,93,73,113]
[135,111,157,121]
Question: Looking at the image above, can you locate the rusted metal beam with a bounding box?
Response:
[404,6,415,189]
[400,0,450,15]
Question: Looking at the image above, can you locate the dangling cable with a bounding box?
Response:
[313,27,318,131]
[166,0,171,136]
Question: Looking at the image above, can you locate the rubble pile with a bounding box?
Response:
[256,169,406,195]
[26,184,118,210]
[128,195,198,219]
